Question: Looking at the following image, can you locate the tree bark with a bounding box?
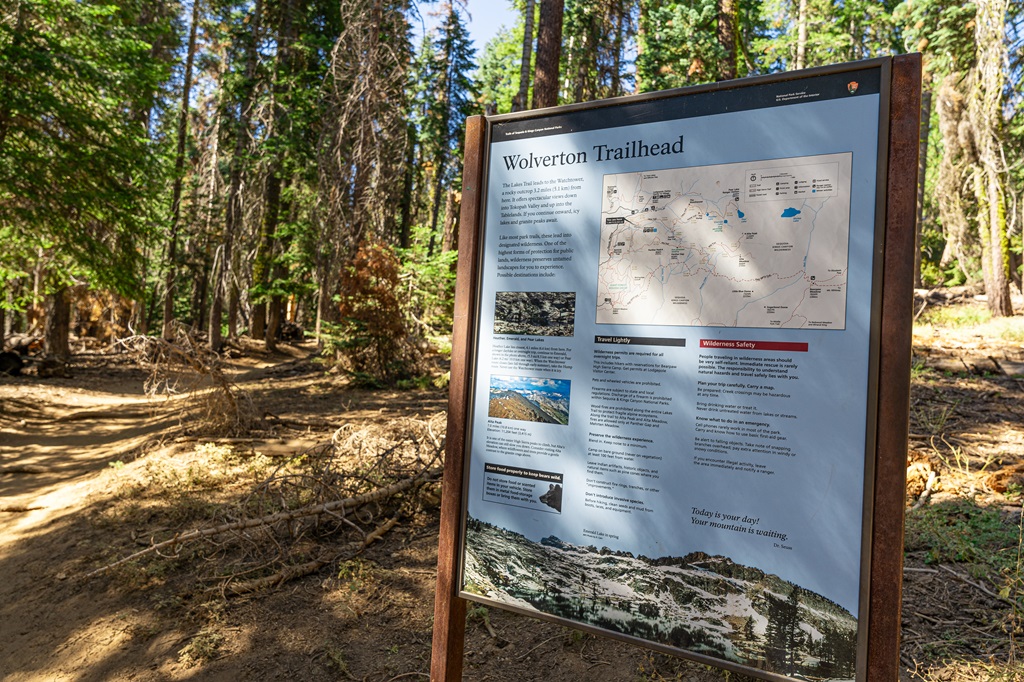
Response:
[969,0,1013,316]
[265,299,281,350]
[611,2,625,96]
[250,165,280,342]
[976,167,1013,315]
[427,114,450,258]
[512,0,535,112]
[635,0,645,93]
[717,0,737,80]
[253,0,301,349]
[162,0,201,339]
[795,0,807,70]
[210,0,262,351]
[914,89,931,288]
[208,251,224,348]
[44,287,71,362]
[228,281,240,338]
[532,0,564,109]
[440,188,459,254]
[398,122,416,249]
[189,243,210,331]
[267,180,295,350]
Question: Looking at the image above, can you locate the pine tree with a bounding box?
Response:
[419,3,476,257]
[162,0,202,340]
[532,0,564,107]
[717,0,738,79]
[512,0,536,111]
[476,24,523,115]
[562,0,636,102]
[762,589,800,674]
[758,0,900,71]
[208,0,264,350]
[0,0,170,359]
[315,0,412,335]
[900,0,1018,313]
[637,0,727,89]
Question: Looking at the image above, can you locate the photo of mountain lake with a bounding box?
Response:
[487,376,571,425]
[494,291,576,336]
[462,518,858,680]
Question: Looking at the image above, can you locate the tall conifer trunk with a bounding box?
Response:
[914,90,931,288]
[970,0,1013,316]
[512,0,535,111]
[717,0,737,80]
[210,0,262,350]
[44,286,71,363]
[532,0,564,109]
[252,0,302,349]
[162,0,201,339]
[795,0,807,70]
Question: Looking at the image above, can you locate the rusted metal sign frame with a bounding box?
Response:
[431,54,920,682]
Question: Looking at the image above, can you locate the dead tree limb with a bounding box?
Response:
[0,464,50,474]
[223,515,399,596]
[938,564,1018,606]
[83,468,439,580]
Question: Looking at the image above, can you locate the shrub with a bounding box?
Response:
[330,240,422,385]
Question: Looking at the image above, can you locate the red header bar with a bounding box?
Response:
[699,339,809,352]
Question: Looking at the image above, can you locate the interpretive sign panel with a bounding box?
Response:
[433,57,920,682]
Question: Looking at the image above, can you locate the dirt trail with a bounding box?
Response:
[0,348,460,682]
[0,365,183,680]
[0,347,303,680]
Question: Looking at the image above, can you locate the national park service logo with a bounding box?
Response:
[848,81,859,94]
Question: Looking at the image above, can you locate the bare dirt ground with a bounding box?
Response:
[1,294,1022,682]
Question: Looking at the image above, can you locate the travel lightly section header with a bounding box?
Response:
[501,134,685,171]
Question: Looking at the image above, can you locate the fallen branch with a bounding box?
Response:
[516,634,561,660]
[937,564,1017,606]
[117,325,257,436]
[55,407,156,423]
[0,464,50,474]
[913,296,929,322]
[83,467,439,579]
[481,614,500,641]
[223,515,399,596]
[263,413,338,430]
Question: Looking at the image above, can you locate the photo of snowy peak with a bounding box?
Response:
[487,375,571,425]
[462,517,858,680]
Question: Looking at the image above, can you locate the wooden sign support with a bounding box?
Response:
[432,54,921,682]
[431,114,485,682]
[865,53,921,680]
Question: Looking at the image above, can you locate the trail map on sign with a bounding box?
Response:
[596,153,853,329]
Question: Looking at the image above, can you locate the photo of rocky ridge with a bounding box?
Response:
[463,518,858,680]
[494,291,576,337]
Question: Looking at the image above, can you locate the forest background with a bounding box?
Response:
[1,0,1022,373]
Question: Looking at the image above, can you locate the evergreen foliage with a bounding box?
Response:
[2,0,1021,366]
[897,0,1022,311]
[0,0,170,296]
